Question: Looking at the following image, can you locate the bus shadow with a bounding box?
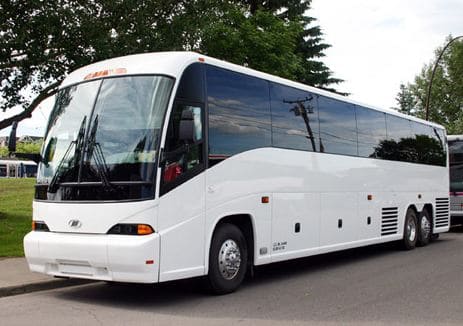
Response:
[54,240,417,311]
[449,225,463,233]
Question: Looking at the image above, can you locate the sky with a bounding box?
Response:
[1,0,462,137]
[310,0,463,109]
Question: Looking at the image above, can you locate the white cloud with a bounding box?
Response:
[311,0,463,109]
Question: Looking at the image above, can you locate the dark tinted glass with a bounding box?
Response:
[175,63,204,102]
[409,121,445,165]
[270,83,319,152]
[450,140,463,191]
[318,96,357,156]
[386,114,412,141]
[356,106,387,158]
[430,127,446,166]
[378,114,413,162]
[206,65,271,162]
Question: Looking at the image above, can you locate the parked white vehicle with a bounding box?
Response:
[24,52,449,293]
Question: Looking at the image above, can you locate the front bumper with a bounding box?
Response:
[24,231,160,283]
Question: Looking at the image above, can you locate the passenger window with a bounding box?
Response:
[384,115,413,162]
[270,83,320,152]
[206,65,271,165]
[318,96,357,156]
[162,103,204,187]
[356,106,387,158]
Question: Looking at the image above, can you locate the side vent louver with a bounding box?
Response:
[381,207,399,236]
[435,197,450,228]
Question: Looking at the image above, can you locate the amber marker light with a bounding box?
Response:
[261,196,270,204]
[137,224,154,235]
[198,57,205,62]
[367,194,373,201]
[84,68,127,80]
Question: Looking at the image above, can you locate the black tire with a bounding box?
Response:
[402,208,418,250]
[208,223,248,294]
[417,209,432,246]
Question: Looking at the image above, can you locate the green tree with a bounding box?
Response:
[0,140,42,158]
[396,83,416,115]
[396,36,463,133]
[1,0,342,131]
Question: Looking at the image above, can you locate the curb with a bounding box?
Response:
[0,278,94,298]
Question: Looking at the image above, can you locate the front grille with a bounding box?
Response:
[435,198,450,228]
[381,207,399,236]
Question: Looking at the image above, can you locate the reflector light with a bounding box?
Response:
[84,68,127,80]
[261,196,269,204]
[146,260,154,265]
[198,57,205,62]
[367,194,373,201]
[137,224,154,235]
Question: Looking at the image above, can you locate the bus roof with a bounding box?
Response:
[61,51,445,130]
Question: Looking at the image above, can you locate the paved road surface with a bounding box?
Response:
[2,228,463,325]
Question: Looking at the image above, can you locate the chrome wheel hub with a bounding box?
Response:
[407,218,417,242]
[218,239,241,280]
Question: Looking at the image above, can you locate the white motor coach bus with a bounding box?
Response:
[24,52,449,293]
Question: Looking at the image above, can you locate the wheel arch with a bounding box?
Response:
[205,213,256,275]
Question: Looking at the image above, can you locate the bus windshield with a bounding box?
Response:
[36,75,174,201]
[449,139,463,192]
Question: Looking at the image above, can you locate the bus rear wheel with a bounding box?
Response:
[402,208,418,250]
[208,223,247,294]
[417,209,432,246]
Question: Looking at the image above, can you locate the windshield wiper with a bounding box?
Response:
[48,116,87,193]
[86,115,115,192]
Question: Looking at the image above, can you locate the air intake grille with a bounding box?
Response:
[381,207,399,236]
[435,197,450,228]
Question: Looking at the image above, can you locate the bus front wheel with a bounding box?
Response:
[402,208,418,250]
[208,223,248,294]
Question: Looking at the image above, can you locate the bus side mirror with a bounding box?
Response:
[8,121,18,154]
[179,110,195,143]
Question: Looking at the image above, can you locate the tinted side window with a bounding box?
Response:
[381,115,413,162]
[318,96,357,156]
[161,103,204,194]
[433,128,447,166]
[270,83,319,152]
[410,122,446,166]
[356,106,387,158]
[206,65,271,164]
[175,63,204,102]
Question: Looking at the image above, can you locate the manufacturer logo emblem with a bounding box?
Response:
[68,219,82,229]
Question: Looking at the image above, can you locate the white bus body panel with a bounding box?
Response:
[24,200,160,283]
[157,173,206,282]
[204,148,449,269]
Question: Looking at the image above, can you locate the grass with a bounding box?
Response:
[0,178,35,256]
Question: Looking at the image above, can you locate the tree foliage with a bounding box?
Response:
[395,36,463,134]
[0,140,42,158]
[1,0,341,131]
